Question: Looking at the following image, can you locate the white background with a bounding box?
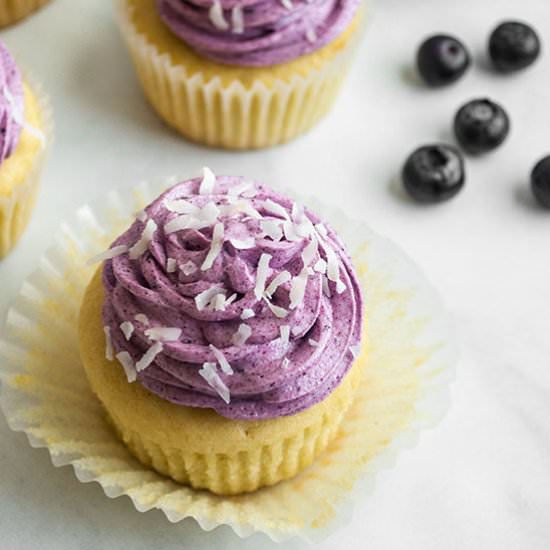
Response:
[1,0,549,548]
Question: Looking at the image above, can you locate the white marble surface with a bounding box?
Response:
[0,0,549,548]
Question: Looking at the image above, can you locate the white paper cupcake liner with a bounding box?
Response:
[0,177,457,543]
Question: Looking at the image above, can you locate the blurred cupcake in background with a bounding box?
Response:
[0,41,51,258]
[0,0,50,27]
[117,0,366,149]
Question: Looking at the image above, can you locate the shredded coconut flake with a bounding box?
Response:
[208,0,229,30]
[201,222,224,271]
[120,321,135,341]
[308,338,319,347]
[254,253,272,299]
[265,270,291,297]
[263,199,289,220]
[116,352,137,383]
[228,181,255,198]
[314,258,327,274]
[282,357,290,368]
[301,234,318,268]
[231,4,244,33]
[241,308,255,320]
[199,362,230,403]
[306,27,317,43]
[336,279,347,294]
[164,198,198,214]
[280,325,290,345]
[134,313,149,326]
[195,285,225,311]
[265,298,289,318]
[283,220,301,242]
[232,323,252,346]
[350,344,361,358]
[200,166,217,194]
[86,244,128,266]
[144,327,182,342]
[289,269,308,310]
[315,223,328,239]
[180,260,198,276]
[166,258,177,273]
[129,219,157,260]
[281,0,293,9]
[230,237,255,249]
[104,326,113,361]
[322,276,332,297]
[136,341,163,372]
[209,344,234,375]
[260,219,283,241]
[212,293,227,311]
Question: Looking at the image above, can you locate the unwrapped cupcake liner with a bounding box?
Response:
[116,0,367,149]
[0,0,49,27]
[0,76,53,258]
[0,177,457,542]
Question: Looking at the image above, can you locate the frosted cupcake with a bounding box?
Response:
[0,41,49,258]
[117,0,365,149]
[0,0,50,27]
[79,171,365,495]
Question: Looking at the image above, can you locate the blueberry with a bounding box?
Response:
[454,98,510,155]
[402,144,465,203]
[489,21,541,73]
[416,34,471,86]
[531,156,550,209]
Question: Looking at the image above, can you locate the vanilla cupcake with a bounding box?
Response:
[0,0,50,27]
[79,171,365,495]
[117,0,365,149]
[0,41,50,258]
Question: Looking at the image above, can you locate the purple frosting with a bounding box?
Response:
[102,175,363,420]
[0,41,24,165]
[156,0,361,67]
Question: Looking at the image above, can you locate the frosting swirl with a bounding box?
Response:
[101,174,363,420]
[156,0,361,67]
[0,41,24,165]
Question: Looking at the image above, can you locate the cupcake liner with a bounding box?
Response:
[0,177,457,543]
[0,76,53,258]
[116,0,367,149]
[0,0,50,27]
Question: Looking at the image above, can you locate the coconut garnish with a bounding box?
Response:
[120,321,135,341]
[229,237,255,250]
[144,327,182,342]
[129,219,157,260]
[195,285,225,311]
[262,199,289,220]
[254,253,272,299]
[231,4,244,34]
[199,166,217,194]
[116,352,137,383]
[232,323,252,346]
[134,313,149,326]
[301,234,318,268]
[166,258,177,273]
[280,325,290,345]
[136,341,163,372]
[201,222,224,271]
[349,344,361,358]
[289,269,308,310]
[283,220,301,242]
[86,244,128,266]
[322,276,331,298]
[164,198,198,214]
[306,27,317,43]
[336,279,347,294]
[241,308,255,320]
[264,297,289,318]
[104,326,114,361]
[225,293,237,306]
[212,293,227,311]
[260,219,283,241]
[315,223,328,239]
[280,0,293,10]
[314,258,327,274]
[180,260,198,276]
[199,362,230,404]
[209,344,234,375]
[282,357,290,368]
[308,338,319,347]
[265,270,291,297]
[228,180,256,198]
[223,199,262,220]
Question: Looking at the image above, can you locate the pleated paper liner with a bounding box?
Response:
[117,0,367,149]
[0,0,50,27]
[0,76,53,258]
[0,178,457,542]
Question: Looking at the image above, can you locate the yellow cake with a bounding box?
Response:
[0,0,50,27]
[117,0,365,149]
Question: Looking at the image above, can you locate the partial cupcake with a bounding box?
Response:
[0,0,50,27]
[0,41,50,258]
[79,171,365,495]
[117,0,365,149]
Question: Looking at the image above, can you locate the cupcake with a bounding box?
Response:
[79,171,365,495]
[0,41,50,258]
[0,0,50,27]
[116,0,365,149]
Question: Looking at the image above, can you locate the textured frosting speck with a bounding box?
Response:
[102,175,363,420]
[156,0,361,67]
[0,41,23,165]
